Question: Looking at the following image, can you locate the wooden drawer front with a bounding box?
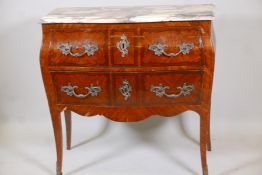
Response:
[49,29,108,67]
[112,74,138,105]
[142,71,202,105]
[110,30,137,66]
[52,72,110,105]
[141,27,203,66]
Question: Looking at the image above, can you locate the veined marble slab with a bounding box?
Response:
[41,4,215,24]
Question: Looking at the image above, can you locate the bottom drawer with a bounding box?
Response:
[142,71,203,105]
[51,71,202,106]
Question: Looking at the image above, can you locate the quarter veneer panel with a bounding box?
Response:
[141,26,203,66]
[142,71,203,105]
[49,29,108,67]
[52,72,110,106]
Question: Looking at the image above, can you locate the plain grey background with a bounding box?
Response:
[0,0,262,175]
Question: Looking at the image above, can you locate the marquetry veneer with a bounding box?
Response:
[40,6,215,175]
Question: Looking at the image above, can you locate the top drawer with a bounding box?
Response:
[141,27,203,66]
[49,29,108,67]
[46,25,205,67]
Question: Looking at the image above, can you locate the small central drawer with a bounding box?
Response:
[110,30,138,66]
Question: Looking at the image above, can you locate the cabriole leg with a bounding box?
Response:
[65,110,72,150]
[206,108,212,151]
[50,110,63,175]
[199,110,209,175]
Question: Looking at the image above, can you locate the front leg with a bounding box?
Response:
[65,110,72,150]
[206,107,212,151]
[50,110,63,175]
[199,110,209,175]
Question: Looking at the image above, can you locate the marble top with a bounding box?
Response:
[40,4,215,24]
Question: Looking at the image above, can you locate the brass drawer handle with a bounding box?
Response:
[150,83,194,99]
[116,34,130,57]
[119,80,132,101]
[61,84,101,99]
[57,42,99,57]
[148,42,194,57]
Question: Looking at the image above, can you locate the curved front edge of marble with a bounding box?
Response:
[40,4,215,24]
